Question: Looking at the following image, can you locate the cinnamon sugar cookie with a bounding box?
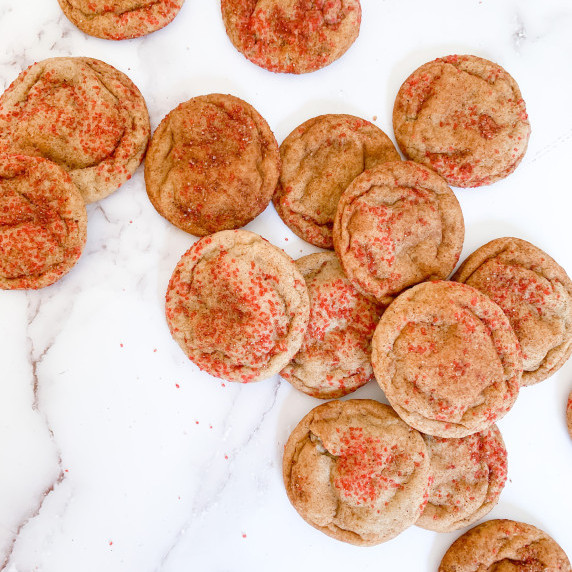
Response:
[439,519,571,572]
[280,253,384,399]
[165,230,309,382]
[283,399,431,546]
[57,0,185,40]
[417,425,507,532]
[0,154,87,289]
[333,161,464,304]
[393,54,530,187]
[145,94,280,236]
[0,57,150,203]
[453,237,572,386]
[372,281,522,438]
[221,0,361,74]
[273,114,400,248]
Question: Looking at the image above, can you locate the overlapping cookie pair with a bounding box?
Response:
[0,57,150,289]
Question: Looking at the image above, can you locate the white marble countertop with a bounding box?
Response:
[1,1,571,571]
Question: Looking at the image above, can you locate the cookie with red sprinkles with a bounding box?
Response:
[57,0,185,40]
[221,0,361,74]
[280,252,385,399]
[333,161,464,305]
[282,399,432,546]
[453,237,572,386]
[372,281,522,438]
[439,519,571,572]
[145,94,280,237]
[165,230,309,383]
[416,425,507,533]
[0,154,87,289]
[273,114,400,249]
[0,57,150,203]
[393,54,531,187]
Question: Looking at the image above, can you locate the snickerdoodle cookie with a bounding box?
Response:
[333,161,464,304]
[372,281,522,438]
[145,94,280,236]
[439,519,571,572]
[221,0,361,74]
[417,425,507,532]
[453,237,572,385]
[57,0,185,40]
[0,154,87,289]
[283,399,431,546]
[165,230,309,382]
[0,57,150,203]
[273,114,400,248]
[280,252,385,398]
[393,54,530,187]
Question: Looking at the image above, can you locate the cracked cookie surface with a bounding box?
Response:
[417,425,507,532]
[221,0,361,74]
[372,281,522,437]
[280,252,385,398]
[165,230,309,382]
[57,0,185,40]
[333,161,464,304]
[393,54,530,187]
[453,237,572,386]
[273,114,400,248]
[439,519,571,571]
[145,94,280,236]
[0,154,87,289]
[283,399,431,546]
[0,57,150,203]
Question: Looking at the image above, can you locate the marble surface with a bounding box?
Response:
[1,1,572,571]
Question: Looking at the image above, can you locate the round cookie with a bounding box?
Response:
[282,399,432,546]
[453,237,572,386]
[567,390,572,440]
[165,230,309,383]
[57,0,185,40]
[393,54,531,187]
[273,114,400,248]
[145,94,280,237]
[439,519,571,572]
[0,57,150,204]
[280,252,385,399]
[0,154,87,289]
[372,281,522,438]
[417,425,507,532]
[333,161,464,304]
[221,0,361,74]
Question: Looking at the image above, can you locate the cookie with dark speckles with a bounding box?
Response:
[283,399,431,546]
[145,94,280,236]
[372,281,522,438]
[273,114,400,248]
[453,237,572,385]
[439,519,571,571]
[393,54,530,187]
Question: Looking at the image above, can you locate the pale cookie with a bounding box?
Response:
[333,161,464,304]
[165,230,309,383]
[393,54,530,187]
[439,519,571,572]
[453,237,572,386]
[372,281,522,437]
[221,0,361,74]
[273,114,400,248]
[57,0,185,40]
[145,94,280,236]
[280,252,385,399]
[0,57,150,203]
[283,399,431,546]
[417,425,507,532]
[0,154,87,289]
